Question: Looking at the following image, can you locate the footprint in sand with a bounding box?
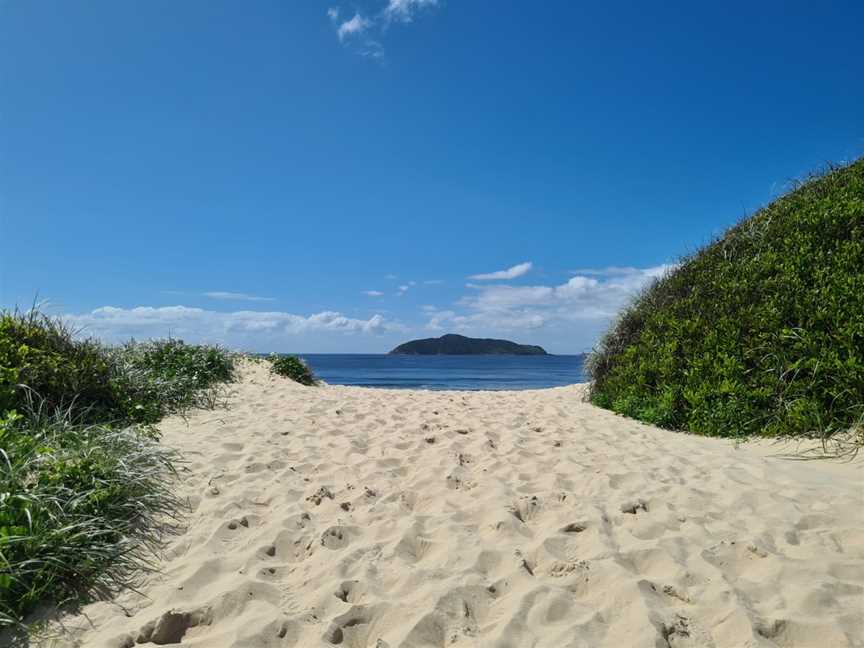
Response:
[323,604,387,645]
[621,499,649,515]
[510,495,543,524]
[256,565,282,579]
[135,607,212,645]
[307,486,335,505]
[445,470,476,490]
[321,526,352,550]
[334,579,366,603]
[395,531,436,563]
[226,516,250,531]
[561,522,587,534]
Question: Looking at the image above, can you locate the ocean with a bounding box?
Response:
[294,354,587,390]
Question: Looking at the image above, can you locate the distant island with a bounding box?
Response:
[389,333,548,356]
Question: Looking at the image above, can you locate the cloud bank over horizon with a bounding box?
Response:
[45,264,672,354]
[61,306,404,352]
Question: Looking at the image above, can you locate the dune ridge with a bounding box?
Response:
[47,361,863,648]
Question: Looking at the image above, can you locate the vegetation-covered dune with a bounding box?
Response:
[0,310,238,628]
[588,159,863,441]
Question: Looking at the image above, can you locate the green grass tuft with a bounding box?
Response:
[588,158,864,440]
[107,338,236,423]
[268,354,318,386]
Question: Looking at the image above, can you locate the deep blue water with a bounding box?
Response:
[294,354,587,390]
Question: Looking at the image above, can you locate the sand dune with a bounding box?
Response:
[44,361,863,647]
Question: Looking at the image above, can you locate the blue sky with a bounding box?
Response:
[2,0,862,353]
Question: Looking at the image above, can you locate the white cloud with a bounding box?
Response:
[469,261,533,281]
[463,283,556,309]
[383,0,438,23]
[363,290,385,297]
[426,265,675,333]
[568,266,673,279]
[327,7,339,21]
[202,291,275,302]
[425,307,547,332]
[424,279,444,285]
[396,284,411,296]
[385,274,398,280]
[336,12,371,41]
[425,308,456,330]
[63,305,401,348]
[569,266,643,277]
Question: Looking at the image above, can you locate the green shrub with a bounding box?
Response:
[0,311,117,422]
[0,410,180,626]
[0,310,236,425]
[108,339,236,423]
[588,158,864,439]
[269,355,317,386]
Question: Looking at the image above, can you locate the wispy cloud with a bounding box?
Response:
[335,12,372,42]
[363,290,385,297]
[569,266,644,277]
[328,0,440,58]
[202,291,276,302]
[383,0,439,23]
[469,261,533,281]
[423,279,444,285]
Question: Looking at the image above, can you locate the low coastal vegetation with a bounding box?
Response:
[268,354,318,386]
[0,309,236,627]
[0,311,235,425]
[589,159,863,446]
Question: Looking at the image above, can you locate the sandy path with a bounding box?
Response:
[45,362,863,648]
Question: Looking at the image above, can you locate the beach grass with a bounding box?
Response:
[588,158,864,443]
[0,308,237,627]
[0,411,181,626]
[268,354,318,386]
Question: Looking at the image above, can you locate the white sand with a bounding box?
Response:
[45,361,863,647]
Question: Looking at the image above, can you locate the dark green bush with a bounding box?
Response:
[269,354,317,386]
[589,159,864,439]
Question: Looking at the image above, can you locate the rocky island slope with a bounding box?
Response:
[389,333,548,355]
